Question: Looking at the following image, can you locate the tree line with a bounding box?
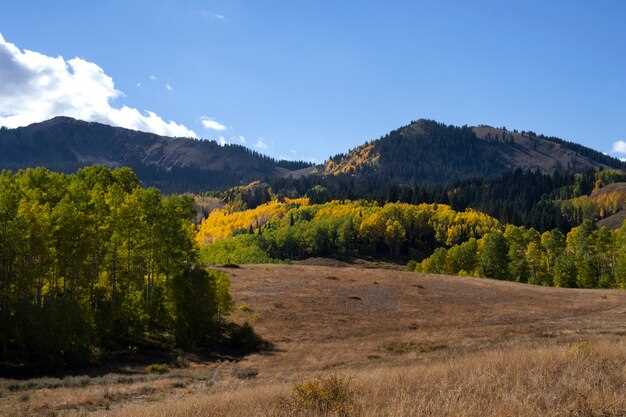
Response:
[0,167,232,370]
[266,169,626,231]
[197,200,500,264]
[416,220,626,288]
[197,197,626,289]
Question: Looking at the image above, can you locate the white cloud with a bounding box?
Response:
[200,116,227,131]
[136,82,142,88]
[0,33,196,137]
[612,140,626,154]
[254,139,268,150]
[237,135,246,144]
[149,74,158,81]
[165,83,173,91]
[217,136,227,146]
[200,10,226,21]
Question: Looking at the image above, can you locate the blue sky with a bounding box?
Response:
[1,0,625,162]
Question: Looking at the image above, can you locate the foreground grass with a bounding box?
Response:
[3,265,625,417]
[87,340,626,417]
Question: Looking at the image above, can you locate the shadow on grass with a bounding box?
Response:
[199,322,276,361]
[0,322,274,380]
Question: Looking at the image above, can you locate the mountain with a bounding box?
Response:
[0,117,310,192]
[323,119,624,184]
[1,117,622,194]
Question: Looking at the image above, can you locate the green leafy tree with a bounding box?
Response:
[306,185,330,204]
[445,238,478,274]
[615,222,626,288]
[384,219,406,257]
[0,167,229,369]
[566,220,597,288]
[504,225,532,282]
[420,248,448,274]
[592,226,616,288]
[525,242,548,285]
[540,229,565,277]
[170,267,219,348]
[553,253,577,288]
[479,231,509,279]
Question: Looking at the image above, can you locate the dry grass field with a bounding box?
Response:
[2,262,626,417]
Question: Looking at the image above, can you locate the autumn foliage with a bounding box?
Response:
[197,200,500,263]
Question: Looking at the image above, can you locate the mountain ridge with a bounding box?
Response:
[0,117,622,192]
[0,117,311,192]
[323,119,623,184]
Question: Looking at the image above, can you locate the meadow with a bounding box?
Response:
[2,263,625,417]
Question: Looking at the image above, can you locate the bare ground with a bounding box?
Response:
[2,264,626,416]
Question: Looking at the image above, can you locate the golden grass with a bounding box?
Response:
[2,264,626,417]
[87,340,626,417]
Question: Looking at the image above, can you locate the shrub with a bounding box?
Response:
[406,260,418,271]
[145,363,170,374]
[288,374,355,416]
[239,304,254,313]
[569,341,594,359]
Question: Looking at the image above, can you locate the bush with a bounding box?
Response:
[145,363,170,374]
[287,374,355,416]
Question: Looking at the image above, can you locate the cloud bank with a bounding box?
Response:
[0,33,196,137]
[612,140,626,155]
[200,116,227,131]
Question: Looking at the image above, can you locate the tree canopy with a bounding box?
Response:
[0,166,231,370]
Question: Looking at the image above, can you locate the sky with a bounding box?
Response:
[1,0,625,163]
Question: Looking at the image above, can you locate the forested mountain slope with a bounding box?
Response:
[0,117,310,192]
[324,119,623,184]
[1,117,622,193]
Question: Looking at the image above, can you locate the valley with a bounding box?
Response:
[3,7,626,416]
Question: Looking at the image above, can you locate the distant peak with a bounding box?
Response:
[28,116,82,128]
[411,118,437,126]
[48,116,78,122]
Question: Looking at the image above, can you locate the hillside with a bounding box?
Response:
[591,181,626,211]
[552,180,626,229]
[2,264,625,416]
[1,117,622,194]
[324,119,624,184]
[588,182,626,229]
[0,117,309,192]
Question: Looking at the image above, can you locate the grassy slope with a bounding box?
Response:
[593,182,626,228]
[2,263,626,416]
